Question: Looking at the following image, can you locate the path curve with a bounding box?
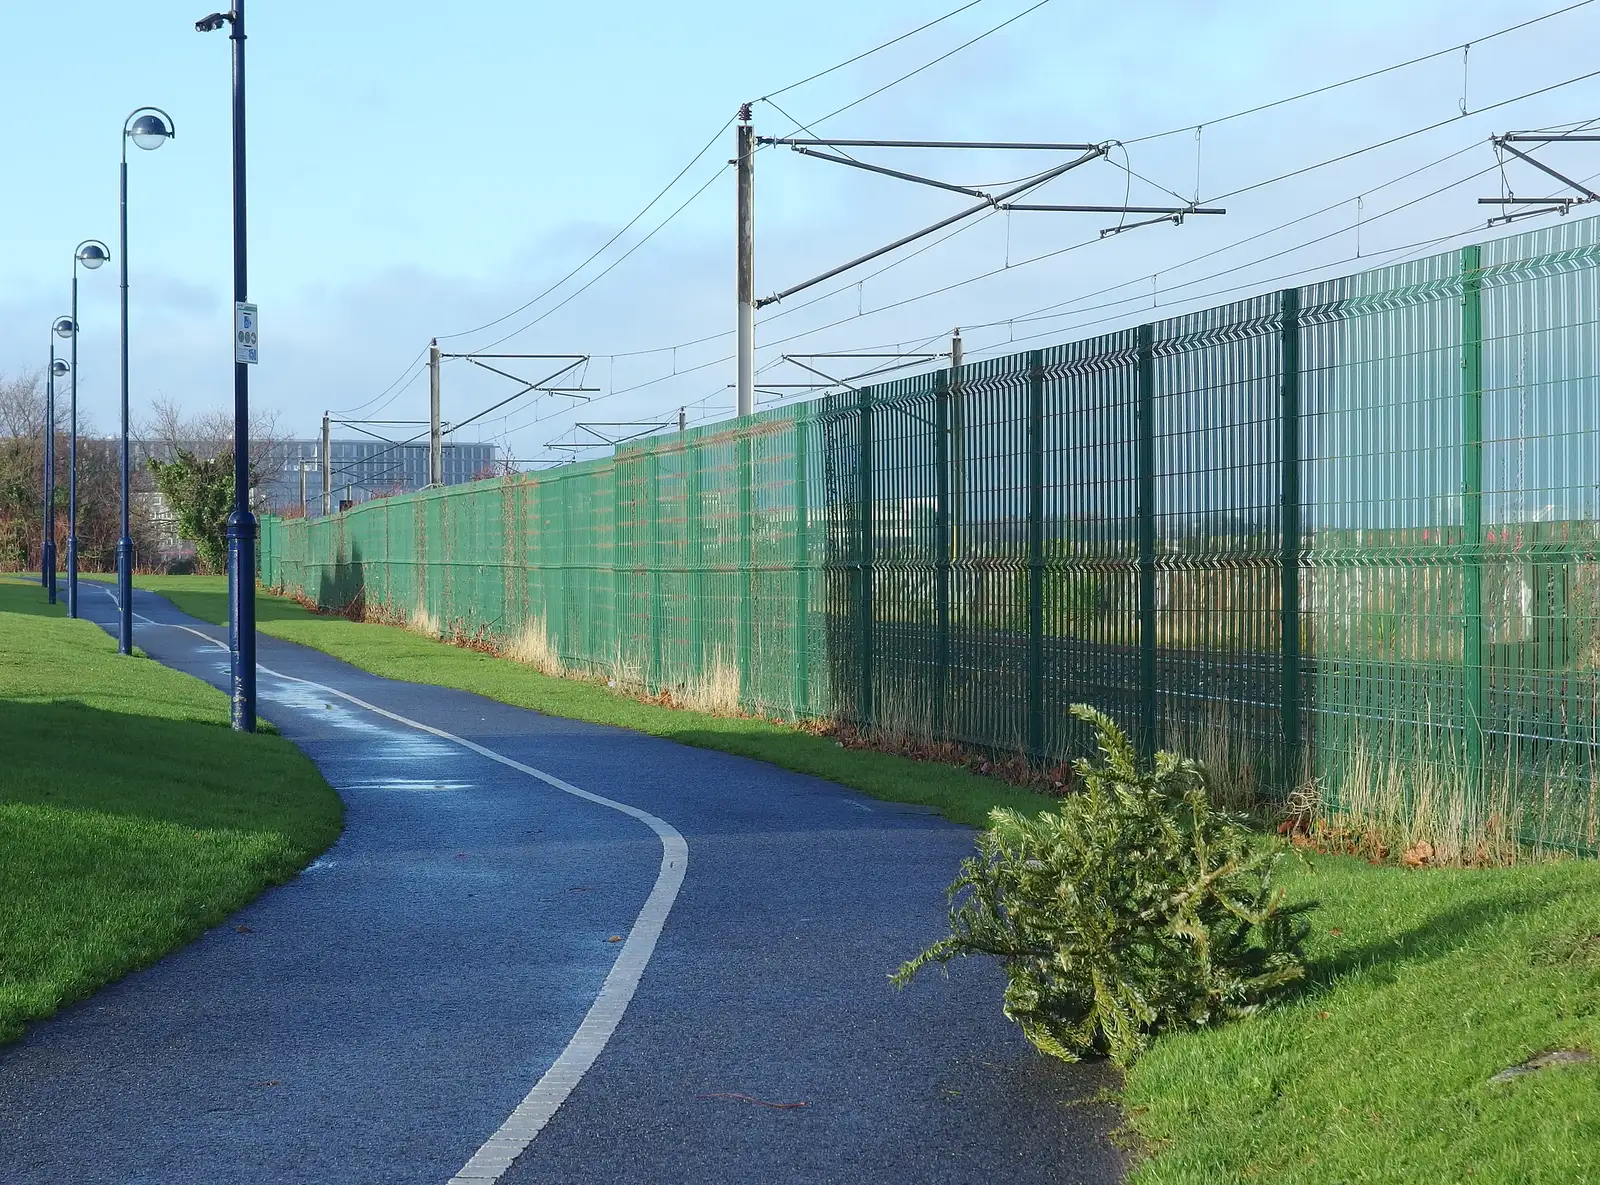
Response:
[105,588,688,1183]
[0,587,1123,1185]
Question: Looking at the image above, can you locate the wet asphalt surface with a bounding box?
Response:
[0,586,1123,1184]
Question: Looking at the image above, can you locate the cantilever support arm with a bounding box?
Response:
[756,145,1106,308]
[1494,138,1600,204]
[789,146,993,199]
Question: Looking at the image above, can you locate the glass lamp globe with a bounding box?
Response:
[129,113,173,151]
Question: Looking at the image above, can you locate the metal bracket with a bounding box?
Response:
[1479,131,1600,227]
[752,139,1224,307]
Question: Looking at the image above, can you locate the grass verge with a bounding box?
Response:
[125,575,1600,1180]
[0,578,342,1044]
[1123,853,1600,1184]
[116,574,1047,827]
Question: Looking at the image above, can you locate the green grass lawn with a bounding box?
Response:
[126,573,1600,1181]
[0,578,342,1044]
[1123,854,1600,1184]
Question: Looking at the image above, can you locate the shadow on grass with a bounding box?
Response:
[0,695,341,1046]
[1302,878,1564,992]
[0,696,342,842]
[0,585,64,617]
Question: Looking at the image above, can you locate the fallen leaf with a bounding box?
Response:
[1401,841,1435,868]
[1317,1011,1331,1020]
[607,935,623,943]
[234,925,253,934]
[1328,928,1343,937]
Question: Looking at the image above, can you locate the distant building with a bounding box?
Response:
[256,439,498,512]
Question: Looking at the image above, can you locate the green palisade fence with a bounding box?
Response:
[264,215,1600,847]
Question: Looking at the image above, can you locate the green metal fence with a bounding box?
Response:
[264,214,1600,847]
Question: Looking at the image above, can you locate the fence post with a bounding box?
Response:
[648,444,663,691]
[560,471,573,667]
[1280,286,1303,788]
[687,435,704,671]
[1137,323,1158,758]
[934,369,951,740]
[738,431,755,708]
[1461,244,1485,798]
[1027,350,1046,758]
[794,412,811,717]
[858,383,875,726]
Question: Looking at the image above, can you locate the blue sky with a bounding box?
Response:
[4,0,1600,466]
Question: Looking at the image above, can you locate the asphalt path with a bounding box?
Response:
[0,586,1123,1184]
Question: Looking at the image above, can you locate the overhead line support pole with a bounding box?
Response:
[737,106,755,418]
[429,338,442,485]
[321,412,331,515]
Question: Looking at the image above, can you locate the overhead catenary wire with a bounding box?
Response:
[331,114,737,414]
[548,143,1528,431]
[656,68,1600,367]
[365,0,1019,391]
[494,7,1600,376]
[443,115,737,347]
[758,0,989,101]
[465,164,732,355]
[800,0,1055,130]
[341,0,1598,439]
[1120,0,1597,146]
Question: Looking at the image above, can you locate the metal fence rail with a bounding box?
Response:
[263,214,1600,846]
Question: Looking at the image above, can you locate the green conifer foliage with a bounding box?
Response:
[895,704,1315,1066]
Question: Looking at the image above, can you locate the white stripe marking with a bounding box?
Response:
[94,586,688,1182]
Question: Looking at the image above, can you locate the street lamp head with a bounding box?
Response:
[53,317,75,339]
[51,359,70,378]
[195,11,231,31]
[128,113,174,151]
[76,241,109,270]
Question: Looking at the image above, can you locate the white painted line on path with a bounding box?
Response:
[94,586,688,1182]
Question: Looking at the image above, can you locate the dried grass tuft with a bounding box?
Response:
[504,615,564,677]
[676,655,742,715]
[407,604,442,639]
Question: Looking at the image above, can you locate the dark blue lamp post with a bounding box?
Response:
[117,108,175,654]
[197,4,256,732]
[67,241,110,618]
[43,342,70,603]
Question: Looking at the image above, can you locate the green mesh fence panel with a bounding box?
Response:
[261,214,1600,846]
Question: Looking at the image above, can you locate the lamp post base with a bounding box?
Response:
[116,536,134,654]
[66,536,78,618]
[226,510,257,733]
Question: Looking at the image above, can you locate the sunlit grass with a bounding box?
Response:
[0,580,342,1043]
